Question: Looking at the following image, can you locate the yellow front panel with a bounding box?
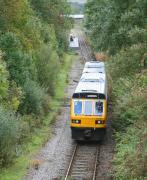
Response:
[71,117,106,128]
[70,99,107,128]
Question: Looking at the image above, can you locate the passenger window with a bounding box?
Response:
[84,101,93,115]
[95,102,103,115]
[74,101,82,115]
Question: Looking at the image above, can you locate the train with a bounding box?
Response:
[69,34,79,49]
[70,61,107,141]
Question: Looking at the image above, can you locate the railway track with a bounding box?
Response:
[63,27,103,180]
[77,30,93,62]
[64,143,100,180]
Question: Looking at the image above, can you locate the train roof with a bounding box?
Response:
[80,73,106,82]
[72,60,107,99]
[82,67,105,74]
[75,81,106,95]
[74,73,107,97]
[69,37,79,48]
[84,61,105,68]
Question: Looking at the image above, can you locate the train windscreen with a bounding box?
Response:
[84,101,93,115]
[94,101,103,115]
[74,101,82,115]
[73,100,104,116]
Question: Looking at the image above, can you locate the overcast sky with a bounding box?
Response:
[68,0,87,4]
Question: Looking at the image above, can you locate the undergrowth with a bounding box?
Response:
[107,50,147,179]
[0,53,75,180]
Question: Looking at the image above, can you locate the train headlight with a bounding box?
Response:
[72,119,81,124]
[95,120,104,124]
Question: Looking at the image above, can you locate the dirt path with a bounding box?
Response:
[24,27,115,180]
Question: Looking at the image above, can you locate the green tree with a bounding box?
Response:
[30,0,72,53]
[85,0,147,54]
[0,0,30,31]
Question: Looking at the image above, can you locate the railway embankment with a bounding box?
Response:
[0,53,76,180]
[23,26,115,180]
[85,0,147,179]
[24,52,85,180]
[106,51,147,179]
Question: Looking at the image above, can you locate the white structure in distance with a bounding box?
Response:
[69,14,84,19]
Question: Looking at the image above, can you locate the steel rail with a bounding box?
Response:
[79,30,93,60]
[64,144,78,180]
[78,32,89,61]
[92,145,100,180]
[64,144,100,180]
[77,30,91,62]
[78,36,87,62]
[81,32,92,60]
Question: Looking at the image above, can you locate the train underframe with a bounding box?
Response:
[71,127,106,141]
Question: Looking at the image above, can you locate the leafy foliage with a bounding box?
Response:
[113,121,147,179]
[85,0,147,179]
[0,51,9,101]
[0,106,22,167]
[85,0,147,54]
[0,0,72,167]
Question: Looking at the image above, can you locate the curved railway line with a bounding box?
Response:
[77,30,94,62]
[24,24,114,180]
[65,143,101,180]
[64,28,103,180]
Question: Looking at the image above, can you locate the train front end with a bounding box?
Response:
[70,62,107,141]
[70,93,107,141]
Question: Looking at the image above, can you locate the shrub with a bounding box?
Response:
[5,50,35,85]
[0,106,22,167]
[0,32,22,51]
[112,122,147,180]
[7,81,23,111]
[0,50,9,102]
[20,80,47,117]
[0,32,37,85]
[108,44,146,81]
[36,44,60,95]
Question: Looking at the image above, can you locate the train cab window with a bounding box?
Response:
[70,36,73,42]
[84,101,93,115]
[74,101,82,115]
[95,101,103,115]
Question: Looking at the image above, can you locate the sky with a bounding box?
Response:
[68,0,87,4]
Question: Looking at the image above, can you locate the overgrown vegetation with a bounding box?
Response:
[69,2,85,14]
[85,0,147,179]
[0,54,74,180]
[0,0,72,170]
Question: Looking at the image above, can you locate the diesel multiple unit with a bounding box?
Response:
[70,61,107,141]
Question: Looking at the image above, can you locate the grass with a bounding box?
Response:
[0,53,76,180]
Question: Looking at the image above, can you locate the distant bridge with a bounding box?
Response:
[69,14,84,19]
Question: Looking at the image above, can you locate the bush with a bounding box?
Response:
[0,32,37,85]
[36,44,60,95]
[112,122,147,180]
[0,32,22,51]
[112,90,147,132]
[19,80,48,117]
[108,44,146,81]
[0,50,9,102]
[0,106,22,167]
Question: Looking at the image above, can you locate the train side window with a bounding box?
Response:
[95,101,103,115]
[74,101,82,115]
[84,101,93,115]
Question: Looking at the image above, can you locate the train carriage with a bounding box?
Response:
[70,70,108,141]
[69,34,79,49]
[82,67,105,74]
[84,61,105,68]
[83,61,105,74]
